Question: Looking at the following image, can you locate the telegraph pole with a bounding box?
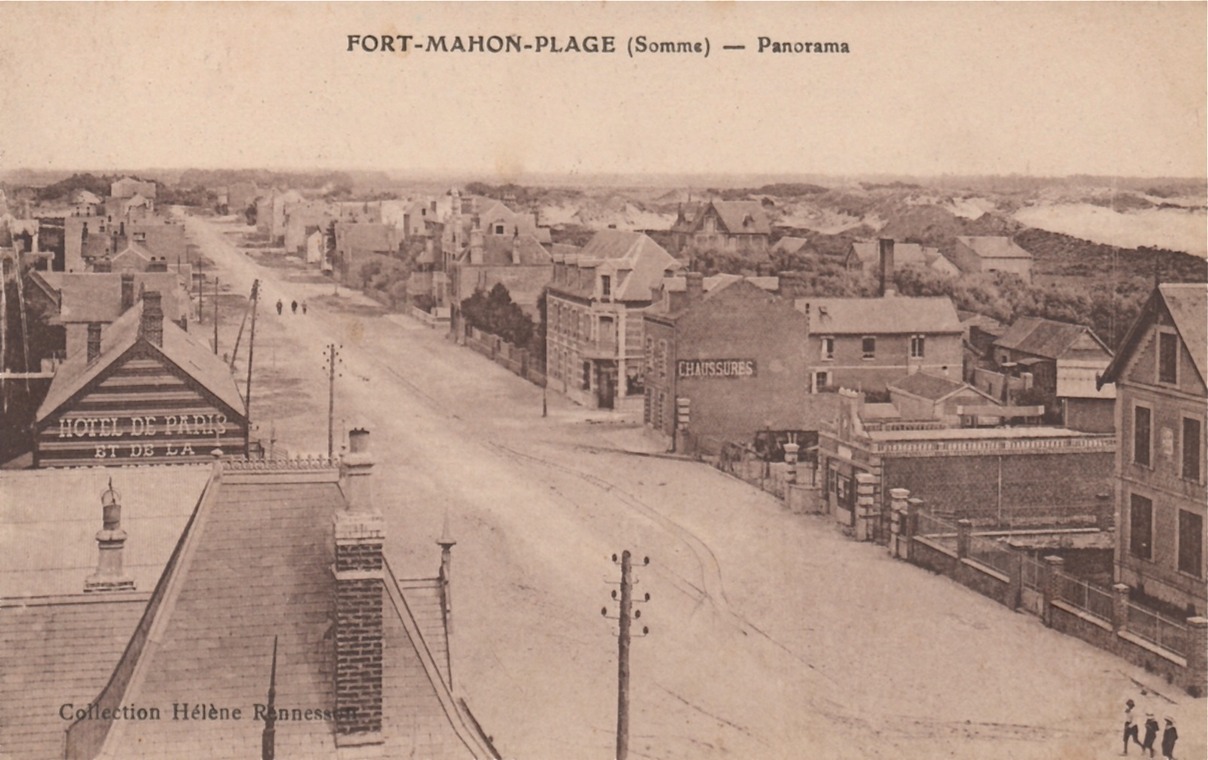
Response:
[603,551,650,760]
[323,343,342,458]
[212,277,219,354]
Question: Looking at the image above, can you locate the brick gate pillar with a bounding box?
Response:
[854,473,877,542]
[1185,617,1208,697]
[1111,583,1130,634]
[888,487,910,558]
[1041,555,1065,628]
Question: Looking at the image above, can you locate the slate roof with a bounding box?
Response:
[955,235,1033,260]
[37,299,245,422]
[554,231,682,302]
[54,464,496,759]
[463,235,551,267]
[771,237,810,256]
[708,201,771,235]
[337,222,397,253]
[794,295,963,335]
[0,593,151,760]
[994,317,1110,360]
[1100,283,1208,387]
[35,271,187,325]
[0,465,211,597]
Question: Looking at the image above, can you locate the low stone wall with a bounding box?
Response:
[462,327,546,388]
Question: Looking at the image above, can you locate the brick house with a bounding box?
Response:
[0,431,500,758]
[642,273,838,454]
[546,231,681,409]
[669,200,770,256]
[792,293,964,394]
[949,235,1034,283]
[992,316,1116,432]
[1098,283,1207,615]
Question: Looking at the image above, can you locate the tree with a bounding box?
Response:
[461,283,535,347]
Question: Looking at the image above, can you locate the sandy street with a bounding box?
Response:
[184,213,1206,760]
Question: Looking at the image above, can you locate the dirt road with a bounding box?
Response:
[184,213,1206,760]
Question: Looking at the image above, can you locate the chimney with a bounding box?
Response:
[84,480,135,593]
[120,273,135,311]
[139,290,164,347]
[334,427,385,747]
[86,322,102,363]
[94,259,112,273]
[879,238,895,297]
[469,226,484,265]
[511,227,521,265]
[148,258,168,273]
[685,271,704,301]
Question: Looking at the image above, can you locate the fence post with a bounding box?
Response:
[1111,583,1130,634]
[854,473,877,542]
[1006,551,1023,612]
[783,442,799,485]
[1186,617,1208,697]
[906,497,923,563]
[1041,555,1065,628]
[956,519,972,560]
[888,487,910,559]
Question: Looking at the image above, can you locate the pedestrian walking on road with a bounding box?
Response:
[276,299,283,315]
[301,300,308,315]
[1123,699,1141,754]
[1160,717,1177,759]
[291,299,298,314]
[1141,713,1159,757]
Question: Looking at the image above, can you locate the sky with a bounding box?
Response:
[0,2,1204,180]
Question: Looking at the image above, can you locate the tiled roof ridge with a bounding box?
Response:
[0,590,152,608]
[64,469,222,759]
[382,557,499,759]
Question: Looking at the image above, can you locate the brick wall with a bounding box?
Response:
[334,530,384,740]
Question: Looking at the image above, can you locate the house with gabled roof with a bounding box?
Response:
[34,289,248,467]
[109,177,157,201]
[1098,283,1208,615]
[950,235,1034,283]
[793,293,964,394]
[669,200,771,256]
[886,371,1002,426]
[546,230,682,409]
[0,429,501,759]
[993,316,1116,431]
[845,240,958,277]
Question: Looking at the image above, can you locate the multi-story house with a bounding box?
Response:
[1098,283,1207,615]
[669,200,770,256]
[792,293,964,394]
[546,231,681,409]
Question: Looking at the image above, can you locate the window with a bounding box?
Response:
[1158,332,1178,384]
[821,337,835,361]
[1184,417,1203,482]
[1129,494,1153,561]
[910,335,926,359]
[601,275,611,299]
[1133,405,1152,467]
[1178,510,1203,577]
[862,336,876,359]
[494,223,505,235]
[814,371,831,393]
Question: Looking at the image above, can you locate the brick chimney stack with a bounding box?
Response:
[333,427,385,747]
[84,480,135,593]
[86,322,102,363]
[879,238,895,297]
[139,290,164,347]
[120,272,135,312]
[685,271,704,301]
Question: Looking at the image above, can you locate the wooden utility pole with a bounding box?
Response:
[212,277,219,354]
[244,280,259,453]
[324,343,340,459]
[616,550,632,760]
[603,551,650,760]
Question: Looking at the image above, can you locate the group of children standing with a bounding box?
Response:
[1123,692,1178,759]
